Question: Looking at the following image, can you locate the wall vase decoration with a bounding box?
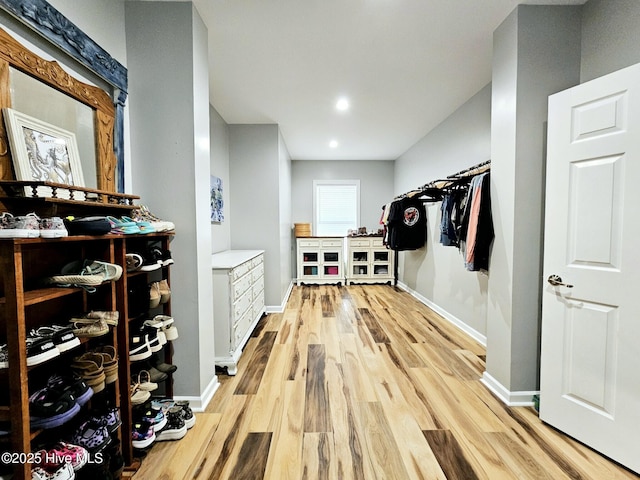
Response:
[211,175,224,223]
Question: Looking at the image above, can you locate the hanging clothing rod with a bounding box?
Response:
[395,160,491,201]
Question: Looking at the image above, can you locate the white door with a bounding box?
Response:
[540,62,640,474]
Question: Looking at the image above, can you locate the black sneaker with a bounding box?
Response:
[31,324,80,353]
[137,250,161,272]
[140,325,163,352]
[26,334,59,366]
[155,406,187,441]
[46,373,93,406]
[129,334,152,362]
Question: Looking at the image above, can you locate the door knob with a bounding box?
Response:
[547,274,573,288]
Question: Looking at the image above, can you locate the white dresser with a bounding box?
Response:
[345,236,395,285]
[296,237,344,285]
[212,250,265,375]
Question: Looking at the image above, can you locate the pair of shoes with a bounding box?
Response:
[46,373,93,407]
[150,246,174,266]
[0,212,40,238]
[152,398,196,429]
[69,417,112,452]
[149,279,171,308]
[25,333,60,367]
[29,384,81,429]
[131,206,175,233]
[129,333,153,362]
[107,215,140,235]
[133,401,166,432]
[92,345,119,384]
[141,318,168,347]
[30,324,80,354]
[44,259,123,292]
[35,441,89,472]
[70,318,110,338]
[70,310,119,327]
[71,353,107,394]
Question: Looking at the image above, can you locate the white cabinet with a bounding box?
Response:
[296,237,344,285]
[346,236,395,285]
[212,250,265,375]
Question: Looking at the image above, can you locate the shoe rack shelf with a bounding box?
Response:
[0,232,175,480]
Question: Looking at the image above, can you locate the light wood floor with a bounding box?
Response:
[132,285,638,479]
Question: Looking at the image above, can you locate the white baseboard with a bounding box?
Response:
[174,374,220,412]
[396,281,487,347]
[266,280,294,313]
[481,372,538,406]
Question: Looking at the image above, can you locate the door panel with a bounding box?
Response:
[541,62,640,474]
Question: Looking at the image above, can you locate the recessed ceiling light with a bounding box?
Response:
[329,140,338,148]
[336,97,349,111]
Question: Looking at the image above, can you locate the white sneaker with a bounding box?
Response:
[39,216,68,238]
[0,212,40,238]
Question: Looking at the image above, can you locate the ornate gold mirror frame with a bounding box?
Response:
[0,0,127,193]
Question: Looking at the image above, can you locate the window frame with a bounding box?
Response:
[312,179,360,237]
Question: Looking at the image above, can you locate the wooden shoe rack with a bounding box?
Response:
[0,230,175,479]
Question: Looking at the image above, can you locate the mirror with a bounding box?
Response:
[0,26,117,192]
[9,67,97,189]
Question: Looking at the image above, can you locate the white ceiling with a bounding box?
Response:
[176,0,586,160]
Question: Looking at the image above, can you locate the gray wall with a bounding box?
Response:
[229,124,292,308]
[125,2,216,399]
[210,105,231,253]
[292,160,395,233]
[581,0,640,82]
[487,5,581,395]
[393,84,491,339]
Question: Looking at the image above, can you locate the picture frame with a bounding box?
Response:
[3,107,85,196]
[210,175,224,223]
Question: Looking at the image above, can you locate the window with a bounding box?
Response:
[313,180,360,236]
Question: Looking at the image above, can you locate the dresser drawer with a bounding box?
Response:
[233,290,252,321]
[253,275,264,299]
[251,255,263,268]
[231,260,252,281]
[251,263,264,282]
[371,238,384,247]
[232,274,252,301]
[298,239,320,247]
[349,238,371,247]
[232,309,253,349]
[321,239,343,248]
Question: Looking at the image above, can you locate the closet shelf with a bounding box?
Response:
[0,287,83,306]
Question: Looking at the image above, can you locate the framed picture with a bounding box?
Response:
[3,107,85,196]
[210,175,224,223]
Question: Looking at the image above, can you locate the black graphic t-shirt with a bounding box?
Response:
[386,197,427,251]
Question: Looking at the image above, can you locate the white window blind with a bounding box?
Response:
[313,180,360,236]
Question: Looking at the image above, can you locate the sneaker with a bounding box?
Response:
[131,206,175,233]
[155,406,187,441]
[130,384,151,406]
[131,421,155,449]
[31,460,75,480]
[39,216,68,238]
[137,252,161,272]
[31,324,80,353]
[26,334,60,366]
[106,216,140,235]
[0,344,8,369]
[0,212,40,238]
[69,418,112,452]
[71,318,109,338]
[133,402,166,431]
[90,407,121,434]
[29,386,80,429]
[46,373,93,407]
[142,318,166,346]
[40,441,89,471]
[129,334,152,362]
[122,215,155,234]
